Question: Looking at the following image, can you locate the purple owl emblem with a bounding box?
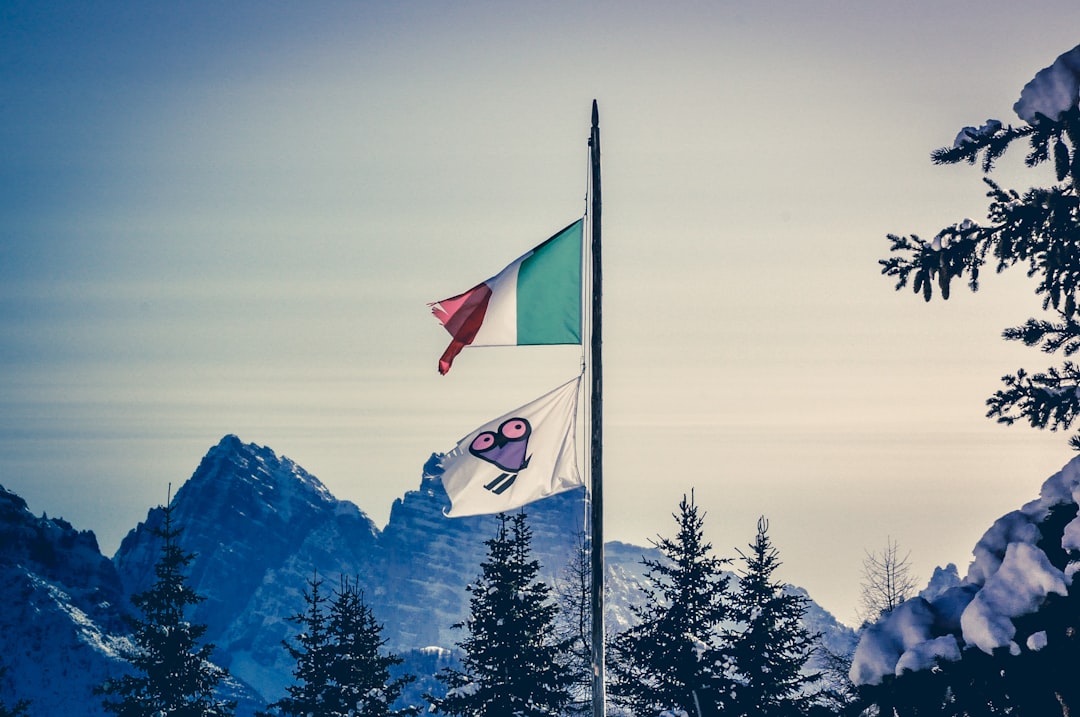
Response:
[469,417,532,473]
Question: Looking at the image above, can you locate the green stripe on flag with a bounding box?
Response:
[516,219,583,345]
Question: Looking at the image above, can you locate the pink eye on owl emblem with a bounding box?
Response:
[500,419,529,440]
[471,432,497,452]
[468,416,532,473]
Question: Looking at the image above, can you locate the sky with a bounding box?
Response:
[4,1,1080,627]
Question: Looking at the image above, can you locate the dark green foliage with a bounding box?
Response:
[428,512,572,717]
[96,501,235,716]
[608,492,736,717]
[266,573,418,717]
[879,103,1080,448]
[729,517,823,717]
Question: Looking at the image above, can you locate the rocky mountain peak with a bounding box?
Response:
[0,485,130,717]
[0,483,122,610]
[179,434,337,523]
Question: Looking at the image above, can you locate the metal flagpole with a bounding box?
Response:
[588,99,605,717]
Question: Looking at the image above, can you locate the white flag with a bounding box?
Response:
[441,376,583,517]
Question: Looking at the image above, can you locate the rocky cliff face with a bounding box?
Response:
[374,453,587,649]
[0,484,129,716]
[112,434,382,699]
[0,481,265,716]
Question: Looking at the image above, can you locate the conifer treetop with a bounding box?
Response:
[879,42,1080,449]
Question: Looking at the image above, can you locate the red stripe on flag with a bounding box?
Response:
[430,282,493,375]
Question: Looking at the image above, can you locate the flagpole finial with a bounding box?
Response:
[591,99,598,128]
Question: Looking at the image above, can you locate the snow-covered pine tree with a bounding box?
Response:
[263,572,333,717]
[324,575,418,717]
[857,502,1080,716]
[729,516,822,717]
[608,492,736,717]
[96,500,235,716]
[878,44,1080,449]
[427,512,573,717]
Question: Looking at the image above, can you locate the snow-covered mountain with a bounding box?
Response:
[0,485,130,716]
[0,481,265,716]
[1,434,856,712]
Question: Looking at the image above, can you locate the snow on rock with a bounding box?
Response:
[1014,43,1080,124]
[918,563,961,603]
[960,541,1067,655]
[850,454,1080,686]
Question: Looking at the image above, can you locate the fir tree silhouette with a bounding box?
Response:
[428,512,572,717]
[608,492,735,717]
[96,495,235,716]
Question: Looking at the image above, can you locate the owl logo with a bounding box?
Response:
[469,417,531,494]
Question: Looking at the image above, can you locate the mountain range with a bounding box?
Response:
[0,434,856,714]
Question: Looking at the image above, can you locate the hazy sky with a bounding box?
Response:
[4,1,1080,626]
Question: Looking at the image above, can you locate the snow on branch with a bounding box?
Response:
[1015,44,1080,125]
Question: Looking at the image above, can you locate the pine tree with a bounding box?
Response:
[877,48,1080,449]
[729,516,822,717]
[265,572,333,717]
[428,512,573,717]
[324,575,418,717]
[96,500,235,716]
[608,492,736,717]
[267,573,419,717]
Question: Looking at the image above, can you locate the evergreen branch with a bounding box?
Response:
[879,224,986,302]
[986,363,1080,445]
[930,124,1030,171]
[1002,317,1080,356]
[1022,117,1073,170]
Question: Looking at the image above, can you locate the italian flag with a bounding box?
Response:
[430,219,583,374]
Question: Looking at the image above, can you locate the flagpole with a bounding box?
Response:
[588,99,605,717]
